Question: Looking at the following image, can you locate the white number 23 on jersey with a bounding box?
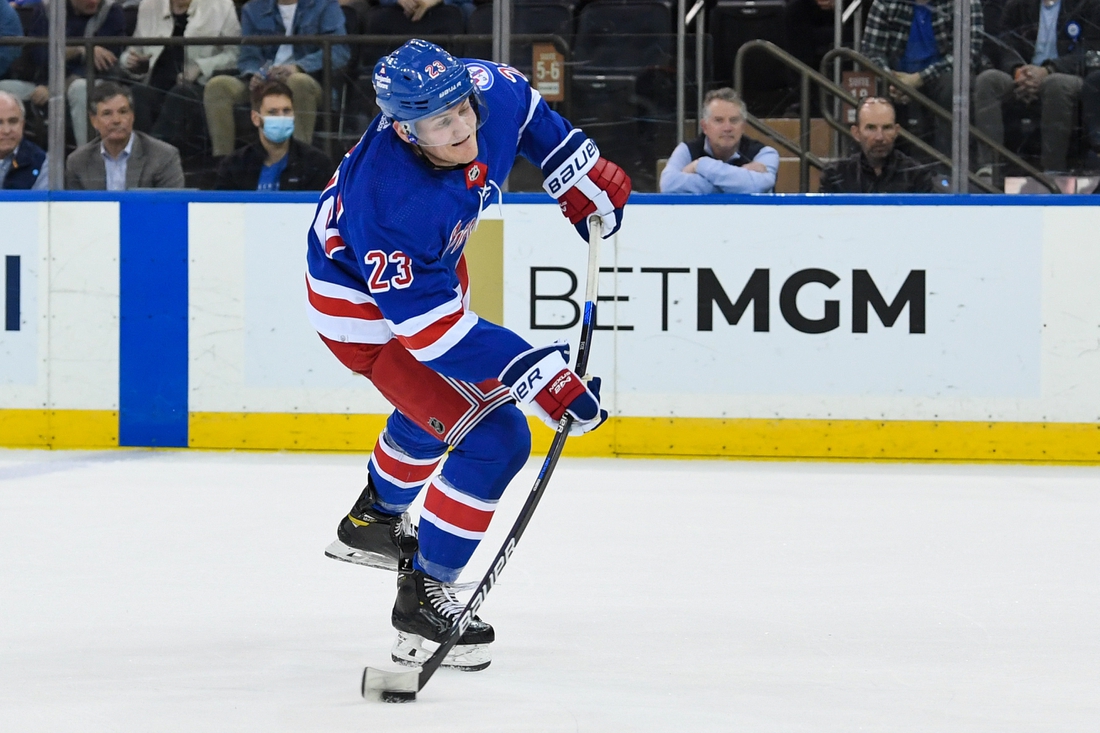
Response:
[364,250,414,293]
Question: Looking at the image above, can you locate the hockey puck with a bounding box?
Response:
[362,664,420,702]
[380,690,417,703]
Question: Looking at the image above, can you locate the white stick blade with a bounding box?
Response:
[361,666,420,702]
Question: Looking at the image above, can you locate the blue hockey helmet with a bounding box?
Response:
[373,39,477,124]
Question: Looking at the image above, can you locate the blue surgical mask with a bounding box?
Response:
[262,116,295,144]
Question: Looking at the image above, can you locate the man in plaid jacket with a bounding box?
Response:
[861,0,986,155]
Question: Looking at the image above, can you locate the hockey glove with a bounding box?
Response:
[541,130,631,241]
[499,342,608,435]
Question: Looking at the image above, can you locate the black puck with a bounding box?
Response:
[380,690,417,703]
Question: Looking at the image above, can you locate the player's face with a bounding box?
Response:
[412,98,479,166]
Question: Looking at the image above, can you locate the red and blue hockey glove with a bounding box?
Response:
[499,342,607,435]
[541,130,631,241]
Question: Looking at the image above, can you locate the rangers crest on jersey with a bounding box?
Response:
[446,218,477,255]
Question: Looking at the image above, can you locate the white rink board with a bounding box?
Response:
[0,201,118,411]
[0,203,45,395]
[81,199,1100,424]
[504,203,1100,423]
[188,202,391,414]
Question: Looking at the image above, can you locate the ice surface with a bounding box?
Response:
[1,449,1098,732]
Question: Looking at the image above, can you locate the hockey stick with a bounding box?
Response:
[362,213,605,703]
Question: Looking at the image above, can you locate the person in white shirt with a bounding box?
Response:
[659,88,779,194]
[120,0,241,156]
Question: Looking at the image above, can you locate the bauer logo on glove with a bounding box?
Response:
[499,342,608,436]
[543,136,599,196]
[541,130,631,242]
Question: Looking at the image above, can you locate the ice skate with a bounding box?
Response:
[324,480,417,571]
[390,568,494,671]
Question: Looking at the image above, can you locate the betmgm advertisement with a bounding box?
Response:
[2,196,1098,460]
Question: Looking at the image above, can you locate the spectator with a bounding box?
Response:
[119,0,241,157]
[975,0,1100,177]
[659,88,778,194]
[0,0,22,81]
[202,0,348,157]
[820,96,935,192]
[379,0,473,22]
[788,0,849,74]
[0,89,48,189]
[66,81,185,189]
[861,0,985,155]
[214,79,331,189]
[25,0,127,147]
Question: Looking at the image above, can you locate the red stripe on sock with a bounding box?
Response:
[422,485,494,534]
[371,443,439,484]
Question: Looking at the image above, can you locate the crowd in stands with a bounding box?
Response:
[3,0,1100,193]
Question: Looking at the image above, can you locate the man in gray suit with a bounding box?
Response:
[66,82,185,190]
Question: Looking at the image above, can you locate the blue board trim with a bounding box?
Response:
[0,191,324,204]
[2,190,1100,206]
[502,191,1100,206]
[118,200,189,447]
[5,255,18,331]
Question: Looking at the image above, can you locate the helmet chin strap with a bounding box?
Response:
[399,122,419,145]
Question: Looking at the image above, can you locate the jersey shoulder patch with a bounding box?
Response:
[466,61,495,91]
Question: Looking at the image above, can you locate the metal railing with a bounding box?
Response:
[732,40,1059,194]
[820,47,1059,194]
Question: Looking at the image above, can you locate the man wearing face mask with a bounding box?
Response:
[214,79,332,190]
[307,39,629,673]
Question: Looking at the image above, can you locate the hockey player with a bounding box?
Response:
[305,39,630,671]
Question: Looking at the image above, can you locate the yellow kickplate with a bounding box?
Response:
[611,417,1100,464]
[185,412,1100,464]
[0,410,118,448]
[189,412,390,451]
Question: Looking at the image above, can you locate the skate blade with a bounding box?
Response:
[323,539,397,571]
[391,631,491,672]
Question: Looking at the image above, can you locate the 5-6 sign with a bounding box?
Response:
[532,44,564,102]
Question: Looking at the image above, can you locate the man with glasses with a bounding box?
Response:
[659,88,778,194]
[821,97,935,193]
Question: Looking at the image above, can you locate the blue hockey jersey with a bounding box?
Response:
[305,61,575,384]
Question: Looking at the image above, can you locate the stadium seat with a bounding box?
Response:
[14,6,35,33]
[568,0,675,189]
[710,0,790,92]
[464,4,494,62]
[573,0,673,72]
[362,2,467,68]
[465,2,575,74]
[123,5,139,37]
